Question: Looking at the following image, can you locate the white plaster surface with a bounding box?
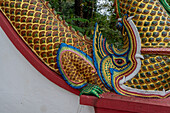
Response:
[0,27,95,113]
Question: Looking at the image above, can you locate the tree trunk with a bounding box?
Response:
[75,0,83,18]
[58,0,62,12]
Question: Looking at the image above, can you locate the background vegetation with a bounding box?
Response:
[46,0,122,47]
[46,0,170,47]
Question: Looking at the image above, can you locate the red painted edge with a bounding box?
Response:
[80,92,170,113]
[141,48,170,55]
[0,10,79,95]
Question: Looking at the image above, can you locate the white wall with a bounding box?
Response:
[0,27,94,113]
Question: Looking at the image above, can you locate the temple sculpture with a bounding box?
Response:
[0,0,169,98]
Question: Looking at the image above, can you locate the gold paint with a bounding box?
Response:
[124,54,170,91]
[118,0,170,48]
[0,0,93,75]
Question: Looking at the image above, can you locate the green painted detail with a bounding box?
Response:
[160,21,165,25]
[126,4,130,9]
[153,70,158,75]
[143,9,149,14]
[142,38,147,43]
[161,79,167,84]
[155,16,160,20]
[166,21,170,25]
[158,86,163,91]
[128,0,132,3]
[144,60,149,65]
[136,85,141,89]
[162,56,168,60]
[162,31,167,36]
[146,72,151,76]
[29,40,32,43]
[146,32,151,37]
[160,61,166,67]
[159,43,165,46]
[140,33,144,37]
[151,77,157,82]
[156,56,162,62]
[149,26,155,31]
[42,47,46,50]
[43,54,46,57]
[157,11,162,16]
[156,82,161,86]
[165,26,169,31]
[140,73,146,78]
[36,47,39,50]
[150,84,155,88]
[143,0,149,3]
[158,69,164,73]
[149,38,154,42]
[140,15,146,20]
[49,46,52,49]
[157,27,163,31]
[139,3,145,8]
[158,75,163,79]
[139,79,144,84]
[143,85,148,89]
[159,0,170,16]
[167,78,170,82]
[138,21,143,25]
[79,84,103,98]
[117,0,122,18]
[135,74,139,79]
[154,63,160,69]
[166,59,170,64]
[133,1,138,6]
[164,66,169,71]
[164,84,168,88]
[148,65,154,70]
[143,27,148,32]
[150,11,156,15]
[147,5,152,9]
[153,32,159,37]
[144,54,150,59]
[153,6,158,10]
[156,38,161,42]
[163,73,168,79]
[152,42,159,46]
[147,16,152,21]
[133,79,138,84]
[130,7,136,12]
[137,27,141,31]
[162,16,166,20]
[144,43,150,46]
[136,8,142,13]
[127,80,132,84]
[131,85,135,88]
[145,78,150,83]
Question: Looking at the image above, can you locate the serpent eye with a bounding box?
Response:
[112,58,127,68]
[117,59,124,64]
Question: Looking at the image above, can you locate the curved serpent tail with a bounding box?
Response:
[0,0,109,92]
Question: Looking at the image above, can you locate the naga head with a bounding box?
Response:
[93,15,144,94]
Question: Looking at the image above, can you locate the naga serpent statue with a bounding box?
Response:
[0,0,169,98]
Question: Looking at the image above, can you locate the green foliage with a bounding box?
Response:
[47,0,122,46]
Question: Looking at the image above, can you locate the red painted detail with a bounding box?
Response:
[95,107,134,113]
[141,48,170,55]
[0,10,79,95]
[80,92,170,113]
